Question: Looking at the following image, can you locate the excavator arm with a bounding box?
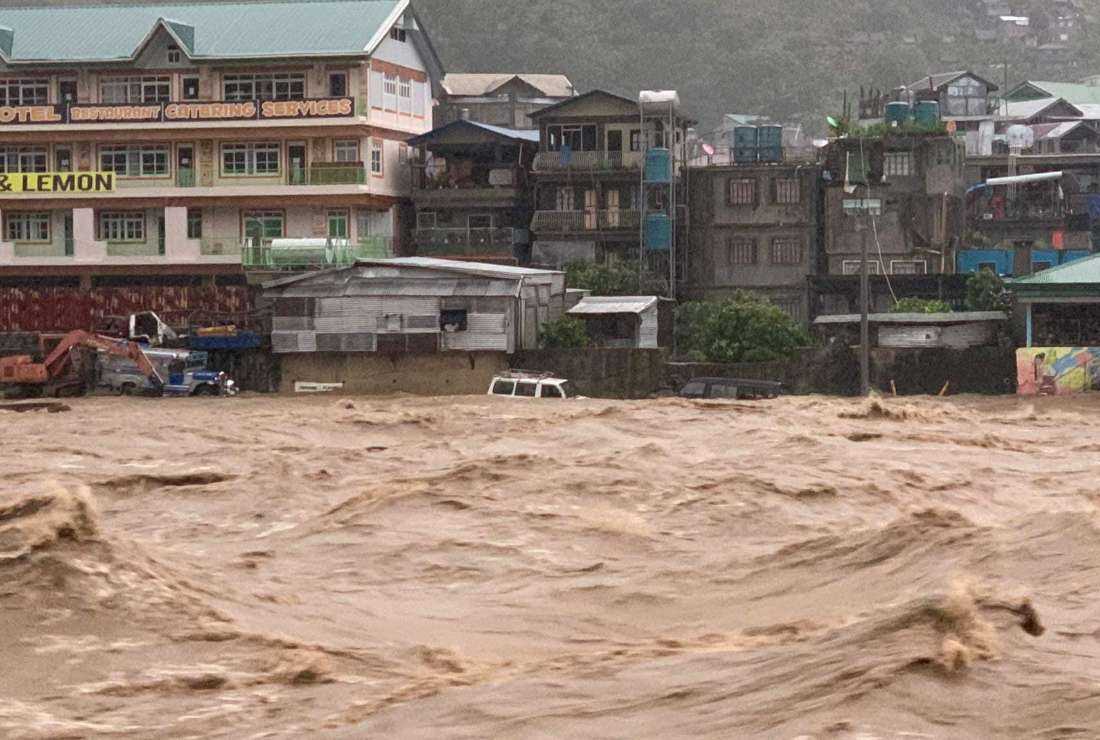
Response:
[1,330,164,390]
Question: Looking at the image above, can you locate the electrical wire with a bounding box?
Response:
[858,134,899,306]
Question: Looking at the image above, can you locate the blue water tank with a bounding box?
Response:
[757,125,783,163]
[732,126,757,163]
[644,214,671,252]
[885,101,912,127]
[644,147,671,183]
[914,100,940,127]
[957,248,1014,277]
[1062,249,1091,265]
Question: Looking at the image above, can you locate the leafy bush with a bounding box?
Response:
[539,316,589,349]
[964,269,1009,311]
[675,293,810,363]
[891,297,952,313]
[564,260,666,296]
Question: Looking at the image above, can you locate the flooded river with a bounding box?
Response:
[2,393,1098,738]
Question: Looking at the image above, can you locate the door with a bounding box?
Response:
[607,130,623,152]
[584,189,597,230]
[63,213,73,256]
[287,143,306,184]
[606,189,620,228]
[59,79,77,105]
[157,216,165,255]
[176,145,194,186]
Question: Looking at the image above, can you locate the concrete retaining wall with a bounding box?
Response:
[511,348,669,399]
[278,351,509,395]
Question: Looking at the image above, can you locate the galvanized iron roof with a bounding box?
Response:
[0,0,403,61]
[406,120,539,147]
[568,296,658,316]
[442,74,575,99]
[1011,253,1100,286]
[813,312,1007,325]
[262,257,561,291]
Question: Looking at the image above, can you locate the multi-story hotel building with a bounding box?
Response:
[0,0,440,293]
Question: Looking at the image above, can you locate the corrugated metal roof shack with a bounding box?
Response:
[567,296,665,348]
[812,312,1008,349]
[263,258,565,356]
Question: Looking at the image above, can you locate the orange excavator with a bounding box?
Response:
[0,330,164,398]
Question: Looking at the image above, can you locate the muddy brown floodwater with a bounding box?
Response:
[2,393,1100,738]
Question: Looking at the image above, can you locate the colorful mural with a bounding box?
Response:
[1017,347,1100,396]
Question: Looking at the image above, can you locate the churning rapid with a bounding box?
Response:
[2,393,1099,738]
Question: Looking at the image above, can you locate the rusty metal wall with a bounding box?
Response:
[0,286,256,332]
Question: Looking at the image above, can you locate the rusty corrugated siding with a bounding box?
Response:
[0,286,256,332]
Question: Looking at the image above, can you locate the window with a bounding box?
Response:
[775,298,802,321]
[681,380,706,398]
[221,143,280,176]
[774,177,800,204]
[0,79,49,106]
[945,77,987,116]
[728,178,756,205]
[242,210,284,243]
[547,124,598,152]
[399,78,412,114]
[370,139,383,175]
[5,212,50,242]
[629,129,642,152]
[0,147,47,173]
[97,211,145,242]
[728,239,756,265]
[515,381,538,397]
[770,238,802,264]
[884,152,913,178]
[222,73,305,101]
[187,208,202,239]
[607,130,623,152]
[399,143,409,163]
[182,77,199,100]
[468,214,492,229]
[389,26,407,42]
[491,379,515,396]
[890,259,927,275]
[55,148,72,172]
[416,211,437,229]
[99,145,169,177]
[383,74,397,111]
[99,76,170,104]
[327,209,349,239]
[540,384,564,399]
[329,72,347,98]
[842,260,883,276]
[334,139,359,162]
[440,309,468,332]
[167,45,181,64]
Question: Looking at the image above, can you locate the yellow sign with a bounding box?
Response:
[0,171,115,194]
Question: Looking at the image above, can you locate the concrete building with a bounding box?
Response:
[527,89,689,268]
[406,119,538,263]
[0,0,441,300]
[685,161,824,324]
[436,74,575,130]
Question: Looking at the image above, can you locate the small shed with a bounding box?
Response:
[263,257,565,355]
[567,295,664,348]
[1012,253,1100,346]
[813,311,1008,349]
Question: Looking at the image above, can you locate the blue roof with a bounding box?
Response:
[0,0,404,61]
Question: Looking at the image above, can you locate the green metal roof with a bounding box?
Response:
[0,0,403,61]
[1011,253,1100,296]
[1006,81,1100,105]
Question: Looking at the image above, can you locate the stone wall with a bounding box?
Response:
[511,348,669,399]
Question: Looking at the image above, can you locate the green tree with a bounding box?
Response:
[675,293,810,363]
[891,297,953,313]
[539,316,589,349]
[564,260,665,296]
[964,269,1009,311]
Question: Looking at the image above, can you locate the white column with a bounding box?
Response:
[163,206,199,261]
[0,207,12,264]
[72,207,105,262]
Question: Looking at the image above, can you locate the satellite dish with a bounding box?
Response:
[1006,124,1035,151]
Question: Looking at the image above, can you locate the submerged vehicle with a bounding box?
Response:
[0,330,162,398]
[99,348,236,397]
[488,371,573,399]
[678,377,784,400]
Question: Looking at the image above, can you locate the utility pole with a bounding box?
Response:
[859,222,870,397]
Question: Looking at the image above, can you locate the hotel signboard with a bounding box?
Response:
[0,98,355,125]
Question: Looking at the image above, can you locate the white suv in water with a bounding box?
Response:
[488,372,573,399]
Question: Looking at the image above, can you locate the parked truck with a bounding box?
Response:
[0,330,163,398]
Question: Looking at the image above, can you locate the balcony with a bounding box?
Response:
[530,210,641,233]
[242,237,393,270]
[176,168,196,187]
[412,163,523,206]
[533,150,641,173]
[288,164,366,186]
[414,227,517,256]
